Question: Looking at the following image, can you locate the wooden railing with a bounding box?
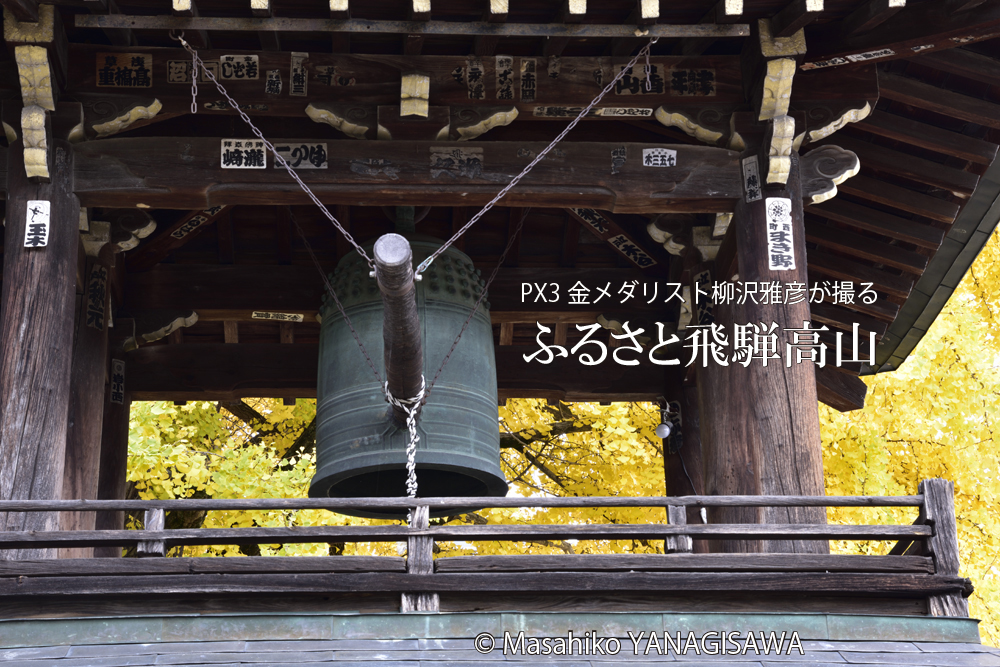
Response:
[0,479,970,616]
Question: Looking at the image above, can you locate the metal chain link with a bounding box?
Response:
[169,32,376,271]
[426,208,528,398]
[415,37,659,276]
[287,209,385,387]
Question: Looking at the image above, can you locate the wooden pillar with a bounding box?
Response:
[664,383,708,554]
[699,153,828,554]
[0,139,80,560]
[94,321,133,558]
[59,246,114,558]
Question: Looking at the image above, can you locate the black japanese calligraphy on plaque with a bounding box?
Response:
[611,146,627,175]
[86,265,109,331]
[265,70,282,95]
[569,208,609,234]
[274,143,328,170]
[169,207,222,240]
[97,53,153,88]
[642,148,677,167]
[220,139,266,169]
[24,200,50,248]
[742,156,762,203]
[693,270,714,325]
[466,58,486,100]
[520,59,537,102]
[669,68,716,96]
[430,147,484,179]
[290,52,308,96]
[765,197,795,271]
[168,59,219,83]
[614,64,664,95]
[219,55,259,80]
[252,312,305,322]
[496,56,514,101]
[110,359,125,405]
[608,233,656,268]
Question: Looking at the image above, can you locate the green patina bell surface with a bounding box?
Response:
[310,235,508,516]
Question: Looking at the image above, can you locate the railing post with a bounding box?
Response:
[665,505,693,554]
[136,508,166,557]
[401,505,439,612]
[921,479,969,617]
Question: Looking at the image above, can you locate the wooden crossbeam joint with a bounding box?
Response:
[771,0,823,38]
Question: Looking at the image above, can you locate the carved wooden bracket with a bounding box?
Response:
[800,144,860,204]
[123,309,199,351]
[305,102,373,139]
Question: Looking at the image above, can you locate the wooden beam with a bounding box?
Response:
[474,0,507,56]
[836,174,960,225]
[170,0,210,50]
[947,0,987,11]
[913,48,1000,88]
[880,71,1000,131]
[94,322,132,558]
[808,249,915,300]
[122,265,666,319]
[855,110,998,165]
[63,48,746,112]
[680,0,744,56]
[804,220,927,274]
[840,0,906,37]
[0,138,80,559]
[1,0,38,22]
[61,252,113,559]
[819,136,980,198]
[329,0,350,19]
[815,364,867,412]
[771,0,824,38]
[806,1,1000,70]
[75,14,750,39]
[436,553,931,573]
[0,570,965,598]
[67,139,743,213]
[83,0,132,47]
[123,343,676,402]
[125,207,229,273]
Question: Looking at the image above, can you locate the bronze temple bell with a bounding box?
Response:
[309,232,508,516]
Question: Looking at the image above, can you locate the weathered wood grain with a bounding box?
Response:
[815,364,868,412]
[0,555,406,576]
[60,252,113,559]
[0,522,931,550]
[72,139,742,213]
[855,110,999,165]
[822,135,979,198]
[0,493,926,512]
[922,478,970,617]
[0,493,923,512]
[434,553,935,573]
[879,72,1000,131]
[0,141,80,560]
[806,1,1000,68]
[807,198,945,250]
[702,153,828,554]
[93,323,132,558]
[0,571,965,597]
